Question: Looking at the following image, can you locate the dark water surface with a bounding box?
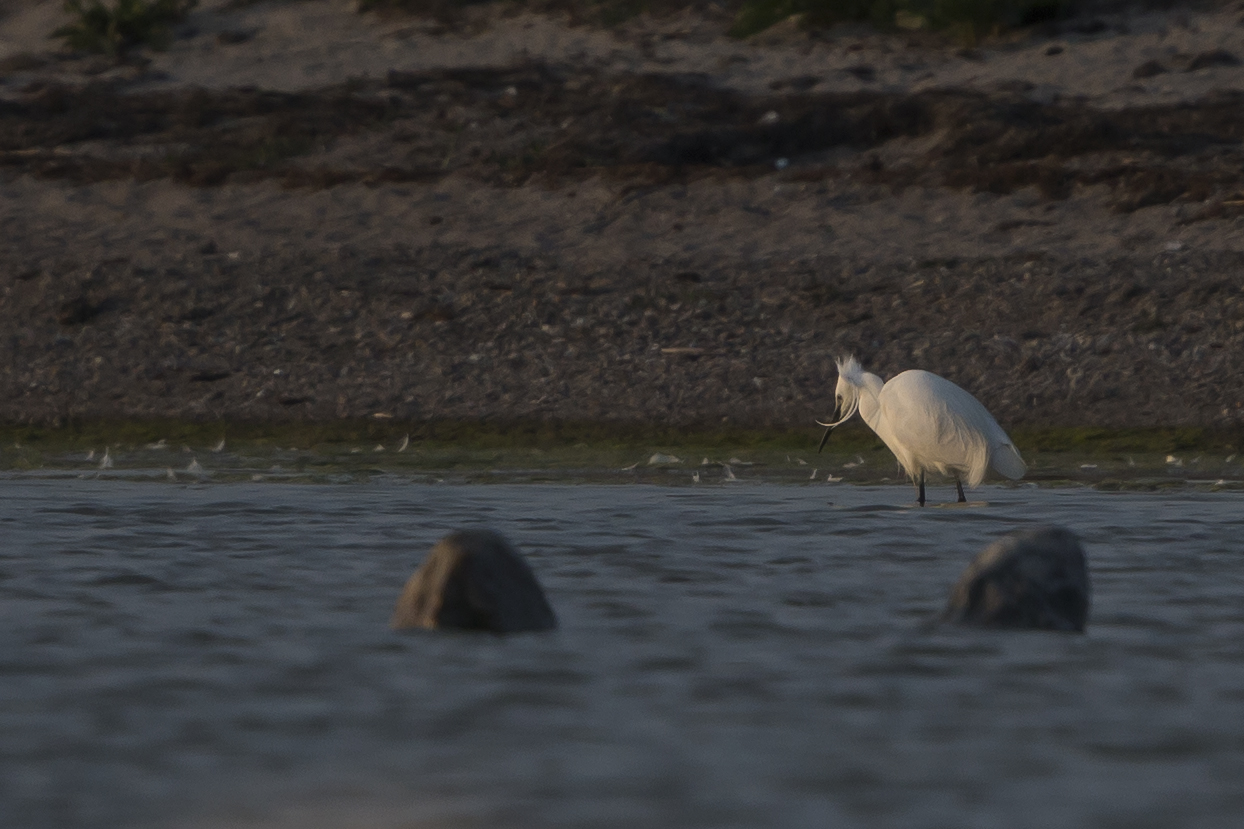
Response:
[3,478,1244,829]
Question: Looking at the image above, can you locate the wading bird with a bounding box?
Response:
[817,357,1026,506]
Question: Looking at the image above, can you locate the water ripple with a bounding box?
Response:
[1,481,1243,828]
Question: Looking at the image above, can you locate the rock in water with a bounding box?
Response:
[942,526,1090,632]
[391,530,557,633]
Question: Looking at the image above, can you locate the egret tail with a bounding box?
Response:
[991,442,1027,480]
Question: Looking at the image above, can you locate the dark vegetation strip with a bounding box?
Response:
[356,0,1090,40]
[1,419,1240,456]
[53,0,1157,55]
[0,418,818,451]
[1,65,1242,216]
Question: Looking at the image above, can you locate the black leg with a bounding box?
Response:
[917,470,926,507]
[955,476,966,503]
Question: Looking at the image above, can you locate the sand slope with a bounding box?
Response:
[1,1,1243,428]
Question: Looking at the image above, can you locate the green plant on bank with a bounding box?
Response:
[729,0,1072,39]
[53,0,197,57]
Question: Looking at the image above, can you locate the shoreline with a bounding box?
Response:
[2,421,1242,485]
[0,417,1237,450]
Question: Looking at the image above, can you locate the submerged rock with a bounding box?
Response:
[391,530,557,633]
[943,526,1090,632]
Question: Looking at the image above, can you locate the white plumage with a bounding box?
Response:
[819,356,1026,505]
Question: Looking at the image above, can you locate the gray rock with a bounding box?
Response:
[942,526,1090,632]
[391,530,557,633]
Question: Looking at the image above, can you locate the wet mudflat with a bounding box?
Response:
[3,477,1244,828]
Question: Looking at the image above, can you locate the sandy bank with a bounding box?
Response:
[1,1,1243,429]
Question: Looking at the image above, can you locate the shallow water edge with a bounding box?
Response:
[2,421,1243,489]
[4,480,1244,829]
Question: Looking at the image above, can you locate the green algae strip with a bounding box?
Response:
[1,420,1242,486]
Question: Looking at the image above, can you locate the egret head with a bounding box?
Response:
[833,356,865,417]
[816,356,863,452]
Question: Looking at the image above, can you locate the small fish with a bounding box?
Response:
[212,438,226,453]
[186,459,203,475]
[99,449,112,470]
[723,465,737,481]
[809,468,817,480]
[692,472,700,483]
[397,435,410,452]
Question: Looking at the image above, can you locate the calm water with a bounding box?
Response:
[3,477,1244,829]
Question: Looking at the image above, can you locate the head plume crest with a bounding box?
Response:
[835,355,865,387]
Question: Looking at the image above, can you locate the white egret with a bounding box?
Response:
[817,356,1026,506]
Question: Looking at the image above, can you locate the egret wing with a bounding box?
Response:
[877,371,1020,486]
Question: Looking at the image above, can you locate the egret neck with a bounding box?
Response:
[852,371,885,432]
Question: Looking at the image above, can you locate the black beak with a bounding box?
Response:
[817,425,834,453]
[817,403,842,453]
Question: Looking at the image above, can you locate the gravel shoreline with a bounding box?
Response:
[5,223,1244,429]
[2,2,1244,430]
